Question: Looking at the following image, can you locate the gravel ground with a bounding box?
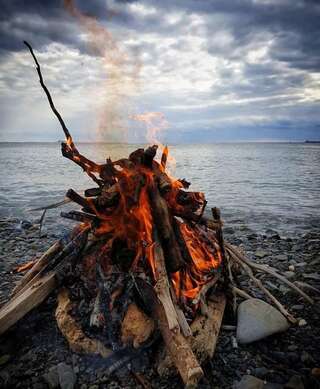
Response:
[0,218,319,389]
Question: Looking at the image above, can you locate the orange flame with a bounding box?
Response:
[172,222,222,302]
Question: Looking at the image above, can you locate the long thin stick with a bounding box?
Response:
[227,248,297,324]
[226,243,314,304]
[23,41,73,145]
[24,41,102,185]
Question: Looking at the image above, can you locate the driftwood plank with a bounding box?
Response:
[0,272,56,336]
[12,241,62,297]
[157,293,226,375]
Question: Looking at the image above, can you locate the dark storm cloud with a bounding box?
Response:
[2,0,319,73]
[0,0,319,141]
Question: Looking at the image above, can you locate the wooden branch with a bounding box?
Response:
[0,272,56,336]
[61,143,102,186]
[175,210,222,230]
[169,285,192,337]
[24,41,72,144]
[230,286,253,300]
[66,189,94,211]
[294,281,320,295]
[24,41,103,186]
[161,145,168,170]
[0,227,90,335]
[60,210,98,223]
[84,187,102,197]
[226,243,314,304]
[158,293,226,379]
[12,240,62,296]
[227,247,297,324]
[212,207,225,258]
[143,145,158,168]
[153,299,204,388]
[148,180,185,272]
[153,236,179,331]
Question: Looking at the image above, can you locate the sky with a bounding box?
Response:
[0,0,319,143]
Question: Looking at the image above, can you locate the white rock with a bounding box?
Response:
[298,319,307,327]
[237,299,290,344]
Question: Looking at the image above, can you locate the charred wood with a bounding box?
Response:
[143,145,158,168]
[84,187,102,197]
[148,181,185,273]
[60,211,99,224]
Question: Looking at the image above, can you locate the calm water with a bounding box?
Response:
[0,142,319,236]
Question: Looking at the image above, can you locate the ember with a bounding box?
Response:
[0,41,314,389]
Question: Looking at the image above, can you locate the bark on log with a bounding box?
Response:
[153,237,179,331]
[60,211,98,223]
[158,293,226,375]
[145,226,203,386]
[84,187,101,197]
[153,300,204,388]
[66,189,93,211]
[148,181,185,272]
[175,210,222,231]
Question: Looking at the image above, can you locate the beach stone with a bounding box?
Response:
[284,271,295,279]
[252,367,269,379]
[57,362,76,389]
[237,299,290,344]
[255,250,268,259]
[275,254,288,261]
[233,375,264,389]
[21,220,33,229]
[284,375,304,389]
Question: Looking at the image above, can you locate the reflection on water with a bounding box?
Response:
[0,142,319,235]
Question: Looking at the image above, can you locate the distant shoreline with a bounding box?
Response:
[1,141,319,145]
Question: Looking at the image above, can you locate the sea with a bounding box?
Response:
[0,142,319,237]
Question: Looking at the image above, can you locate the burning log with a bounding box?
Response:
[60,210,99,224]
[148,182,185,273]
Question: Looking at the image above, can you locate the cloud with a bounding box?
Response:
[0,0,319,142]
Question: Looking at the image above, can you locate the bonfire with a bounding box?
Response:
[0,41,313,389]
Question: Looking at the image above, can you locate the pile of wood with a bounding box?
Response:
[0,136,228,387]
[0,41,314,389]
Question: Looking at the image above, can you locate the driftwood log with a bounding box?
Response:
[158,293,226,375]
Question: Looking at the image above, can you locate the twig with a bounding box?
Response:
[230,286,253,300]
[227,247,297,323]
[39,209,46,237]
[28,198,71,212]
[294,281,320,295]
[226,243,314,304]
